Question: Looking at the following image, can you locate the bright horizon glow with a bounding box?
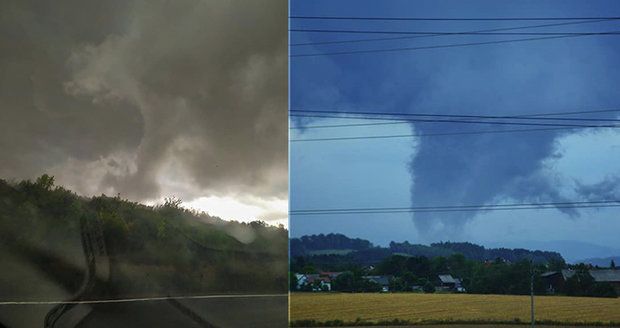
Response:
[183,195,288,227]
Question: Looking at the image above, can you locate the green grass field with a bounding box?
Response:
[290,292,620,326]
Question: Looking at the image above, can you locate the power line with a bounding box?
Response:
[290,109,620,129]
[292,199,620,212]
[290,15,620,21]
[290,200,620,216]
[290,119,619,130]
[510,108,620,117]
[292,120,414,129]
[291,19,616,46]
[290,204,620,215]
[290,116,619,129]
[289,109,620,123]
[291,108,620,118]
[290,109,620,142]
[290,29,620,36]
[289,126,578,142]
[290,115,619,128]
[290,109,620,141]
[291,109,620,121]
[290,110,620,142]
[290,32,619,57]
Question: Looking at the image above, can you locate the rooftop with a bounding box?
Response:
[438,274,457,284]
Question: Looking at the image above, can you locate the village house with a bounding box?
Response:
[542,269,620,295]
[438,274,456,290]
[295,271,344,291]
[294,273,309,290]
[295,273,331,291]
[438,274,466,292]
[362,275,391,292]
[589,269,620,294]
[541,271,565,294]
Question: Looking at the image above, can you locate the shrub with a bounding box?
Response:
[423,281,436,293]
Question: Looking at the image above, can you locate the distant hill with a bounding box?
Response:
[485,240,620,263]
[431,241,564,264]
[577,256,620,268]
[389,241,455,258]
[290,233,373,256]
[290,233,564,266]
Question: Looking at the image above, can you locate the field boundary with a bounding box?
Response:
[290,318,620,327]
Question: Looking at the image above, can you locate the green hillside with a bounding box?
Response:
[0,175,287,301]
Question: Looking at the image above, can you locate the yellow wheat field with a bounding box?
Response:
[290,292,620,325]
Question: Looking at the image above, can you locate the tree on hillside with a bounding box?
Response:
[289,272,298,291]
[332,271,381,292]
[35,174,55,190]
[564,265,595,296]
[388,277,407,292]
[376,255,409,276]
[423,281,435,293]
[431,256,449,273]
[163,196,183,208]
[401,271,418,287]
[548,257,567,271]
[296,233,373,252]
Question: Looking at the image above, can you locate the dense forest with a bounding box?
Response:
[290,233,564,265]
[290,234,373,254]
[0,175,287,301]
[430,241,565,264]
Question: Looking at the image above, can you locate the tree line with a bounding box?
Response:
[291,233,564,264]
[291,252,617,298]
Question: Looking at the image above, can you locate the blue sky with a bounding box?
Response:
[289,0,620,260]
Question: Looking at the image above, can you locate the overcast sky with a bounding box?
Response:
[0,0,287,225]
[290,0,620,259]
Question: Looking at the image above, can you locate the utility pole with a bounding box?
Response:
[530,264,535,328]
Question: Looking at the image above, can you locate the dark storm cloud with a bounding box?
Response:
[576,176,620,200]
[404,41,620,238]
[0,0,287,201]
[290,0,620,240]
